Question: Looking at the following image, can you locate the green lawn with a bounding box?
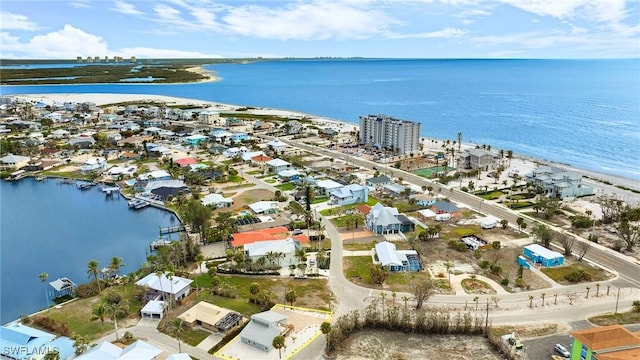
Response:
[589,310,640,326]
[478,191,504,200]
[344,256,373,284]
[275,183,296,191]
[330,214,364,228]
[182,328,211,346]
[228,175,244,183]
[264,179,276,183]
[344,242,377,251]
[540,263,609,284]
[311,196,328,204]
[246,170,262,175]
[414,166,455,178]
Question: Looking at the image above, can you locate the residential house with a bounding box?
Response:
[184,134,208,147]
[278,169,301,182]
[354,204,372,216]
[231,226,309,247]
[240,311,289,352]
[0,323,75,360]
[320,128,338,138]
[119,151,141,161]
[250,154,273,168]
[248,201,280,215]
[366,175,392,189]
[68,136,96,148]
[106,132,122,143]
[106,165,137,179]
[144,180,189,200]
[224,146,248,158]
[209,145,228,155]
[253,121,271,131]
[76,340,162,360]
[0,153,30,170]
[202,193,234,208]
[286,120,302,135]
[396,214,416,232]
[570,324,640,360]
[525,166,595,199]
[199,110,220,125]
[417,209,437,221]
[230,132,249,143]
[137,170,171,181]
[366,203,402,234]
[411,194,437,207]
[178,301,243,333]
[431,200,461,216]
[383,183,406,196]
[148,145,171,158]
[523,244,564,267]
[459,148,496,171]
[267,138,287,153]
[50,129,70,139]
[117,135,152,148]
[244,238,302,267]
[266,158,291,173]
[80,157,107,174]
[374,241,421,272]
[241,151,265,162]
[315,179,345,197]
[140,300,166,320]
[330,184,368,206]
[174,157,197,167]
[136,272,193,303]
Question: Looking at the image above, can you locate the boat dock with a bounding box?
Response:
[149,238,172,250]
[6,170,26,181]
[128,199,149,209]
[35,175,46,181]
[101,186,120,196]
[76,181,95,190]
[159,225,186,235]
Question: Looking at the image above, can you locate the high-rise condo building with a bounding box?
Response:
[359,114,421,155]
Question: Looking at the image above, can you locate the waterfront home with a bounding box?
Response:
[315,179,345,196]
[286,120,302,134]
[178,301,243,334]
[0,153,30,170]
[106,165,137,179]
[76,340,162,360]
[459,148,497,171]
[266,158,291,173]
[267,138,287,153]
[244,238,302,267]
[0,323,75,360]
[525,166,595,199]
[231,226,309,247]
[248,201,280,215]
[330,183,368,206]
[199,110,220,125]
[202,193,234,208]
[523,244,564,267]
[240,311,289,352]
[374,241,421,272]
[137,170,171,181]
[144,180,189,200]
[136,272,193,303]
[570,325,640,360]
[366,203,402,235]
[80,157,107,174]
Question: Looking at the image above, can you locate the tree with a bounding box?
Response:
[633,300,640,312]
[273,335,286,359]
[168,318,185,353]
[558,233,575,256]
[531,224,553,248]
[71,334,90,356]
[616,219,639,251]
[285,290,297,306]
[500,219,508,229]
[44,349,60,360]
[87,259,102,294]
[39,272,49,310]
[369,264,388,285]
[249,282,260,297]
[90,302,108,330]
[320,321,332,352]
[411,278,435,310]
[109,257,125,277]
[516,217,525,233]
[443,261,453,284]
[105,297,129,341]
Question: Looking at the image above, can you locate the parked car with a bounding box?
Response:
[554,344,570,358]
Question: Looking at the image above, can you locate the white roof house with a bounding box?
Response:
[0,153,30,169]
[140,300,166,320]
[316,179,344,195]
[136,272,193,301]
[80,157,107,174]
[244,238,301,258]
[248,201,280,215]
[241,150,265,162]
[76,340,162,360]
[202,193,234,208]
[137,170,171,181]
[374,241,419,271]
[267,138,287,152]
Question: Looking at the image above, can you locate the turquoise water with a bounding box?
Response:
[1,59,638,179]
[0,178,179,324]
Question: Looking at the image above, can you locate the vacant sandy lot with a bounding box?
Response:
[336,330,502,360]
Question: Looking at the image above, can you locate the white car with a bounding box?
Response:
[554,344,570,358]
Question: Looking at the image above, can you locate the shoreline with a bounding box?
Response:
[10,92,640,193]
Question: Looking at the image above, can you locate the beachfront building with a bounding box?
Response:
[523,244,564,267]
[143,180,189,200]
[525,166,595,199]
[239,311,289,352]
[569,324,640,360]
[359,114,420,155]
[137,170,171,181]
[374,241,422,272]
[458,149,497,171]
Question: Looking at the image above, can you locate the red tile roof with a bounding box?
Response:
[354,204,371,215]
[251,155,273,163]
[572,325,640,352]
[175,157,197,166]
[231,226,309,247]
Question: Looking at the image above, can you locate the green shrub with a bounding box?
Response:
[490,264,503,275]
[74,282,99,298]
[565,269,592,283]
[571,215,593,228]
[448,240,467,252]
[479,260,491,269]
[501,278,509,286]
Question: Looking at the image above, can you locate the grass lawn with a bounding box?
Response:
[311,196,328,204]
[589,310,640,326]
[478,191,504,200]
[246,170,262,175]
[228,175,244,183]
[365,197,379,206]
[444,227,479,238]
[461,278,495,294]
[330,214,364,228]
[344,242,377,251]
[344,256,373,284]
[275,183,296,191]
[264,179,276,183]
[540,263,609,284]
[222,183,255,191]
[182,328,211,346]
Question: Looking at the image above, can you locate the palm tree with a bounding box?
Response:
[541,292,546,307]
[105,300,128,342]
[401,295,410,312]
[285,290,297,306]
[166,270,175,309]
[87,259,102,294]
[109,257,125,277]
[273,335,286,359]
[168,318,185,353]
[39,272,49,310]
[443,261,453,284]
[320,321,331,352]
[90,302,108,330]
[155,270,165,301]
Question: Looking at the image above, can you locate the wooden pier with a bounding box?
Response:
[159,225,186,235]
[149,239,172,251]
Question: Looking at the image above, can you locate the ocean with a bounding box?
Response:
[1,59,638,180]
[0,178,179,324]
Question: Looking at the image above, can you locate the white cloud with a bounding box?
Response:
[496,0,588,19]
[2,25,108,59]
[111,1,144,16]
[1,11,39,31]
[118,46,223,58]
[389,27,467,39]
[69,1,92,9]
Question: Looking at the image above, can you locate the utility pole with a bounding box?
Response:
[485,298,490,330]
[615,287,621,314]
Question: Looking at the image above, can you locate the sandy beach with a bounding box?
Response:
[12,92,640,202]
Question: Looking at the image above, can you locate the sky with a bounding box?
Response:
[1,0,639,59]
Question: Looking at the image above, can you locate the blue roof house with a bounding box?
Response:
[523,244,564,267]
[183,134,208,147]
[230,132,249,143]
[366,203,402,235]
[0,323,75,360]
[330,184,368,206]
